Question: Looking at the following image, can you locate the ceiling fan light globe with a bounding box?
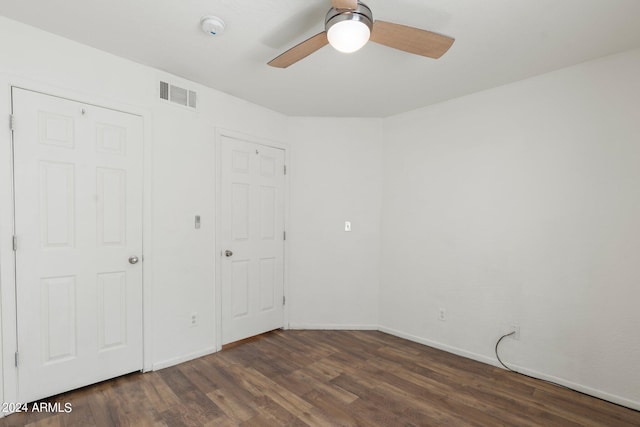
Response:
[327,20,370,53]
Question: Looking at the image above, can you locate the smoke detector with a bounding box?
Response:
[201,16,225,36]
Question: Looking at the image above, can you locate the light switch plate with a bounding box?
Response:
[345,221,352,232]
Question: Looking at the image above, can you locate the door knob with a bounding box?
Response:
[225,250,233,257]
[129,256,139,264]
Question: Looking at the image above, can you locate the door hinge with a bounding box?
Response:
[12,235,17,251]
[283,231,286,241]
[9,114,15,131]
[14,352,18,367]
[284,165,287,175]
[283,295,286,306]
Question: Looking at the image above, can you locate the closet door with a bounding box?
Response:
[12,88,144,403]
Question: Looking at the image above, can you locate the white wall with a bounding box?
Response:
[287,117,383,329]
[380,48,640,409]
[0,16,288,403]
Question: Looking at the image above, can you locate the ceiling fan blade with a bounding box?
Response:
[370,20,454,59]
[268,32,329,68]
[331,0,357,10]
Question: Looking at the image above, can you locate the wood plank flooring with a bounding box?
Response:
[1,330,639,426]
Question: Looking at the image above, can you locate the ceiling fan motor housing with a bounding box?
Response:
[325,2,373,33]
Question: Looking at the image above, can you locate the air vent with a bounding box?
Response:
[159,81,197,110]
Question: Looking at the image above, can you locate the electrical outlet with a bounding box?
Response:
[438,308,446,321]
[190,312,198,327]
[510,324,520,340]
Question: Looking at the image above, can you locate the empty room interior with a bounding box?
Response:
[1,0,640,425]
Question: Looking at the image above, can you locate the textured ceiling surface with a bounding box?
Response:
[2,0,640,117]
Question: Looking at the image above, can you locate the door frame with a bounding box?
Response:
[0,77,154,408]
[214,128,290,351]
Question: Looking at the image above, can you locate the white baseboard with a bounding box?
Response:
[377,326,499,367]
[513,365,640,411]
[378,326,640,412]
[288,323,379,331]
[152,346,217,371]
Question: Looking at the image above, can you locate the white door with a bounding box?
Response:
[12,88,144,403]
[220,136,285,344]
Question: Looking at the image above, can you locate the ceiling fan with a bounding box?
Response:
[268,0,455,68]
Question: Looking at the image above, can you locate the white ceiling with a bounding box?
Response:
[2,0,640,117]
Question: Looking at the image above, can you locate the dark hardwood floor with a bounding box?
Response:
[1,330,639,426]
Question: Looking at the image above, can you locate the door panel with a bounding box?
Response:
[12,88,143,403]
[97,271,128,350]
[97,167,127,246]
[259,258,276,311]
[221,136,285,344]
[42,275,77,362]
[40,161,75,247]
